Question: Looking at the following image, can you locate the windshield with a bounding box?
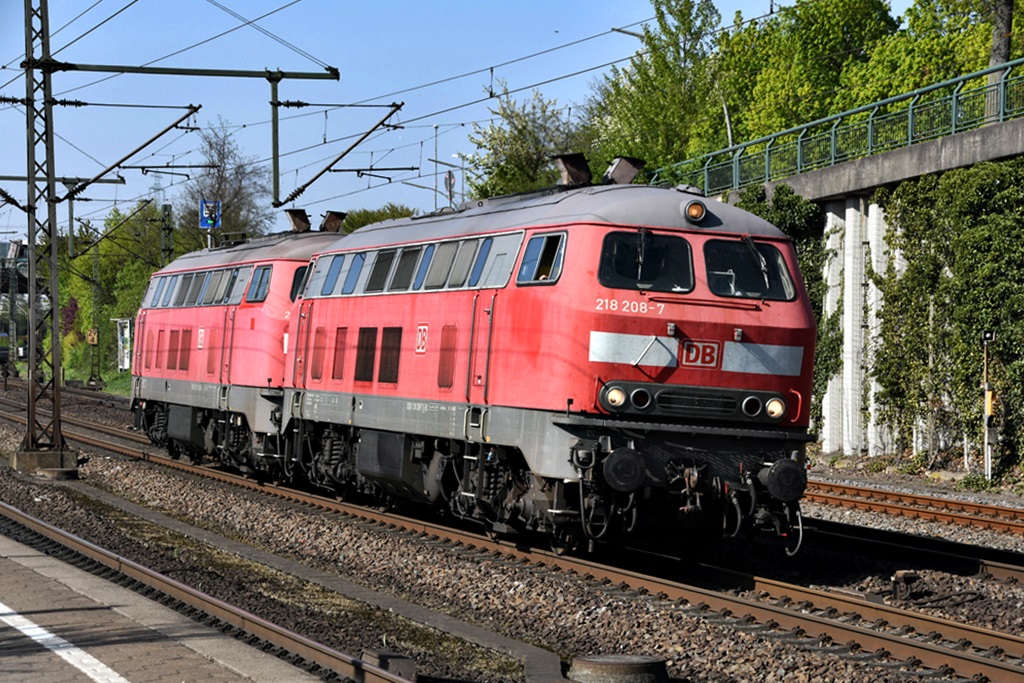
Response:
[704,238,795,301]
[598,231,693,293]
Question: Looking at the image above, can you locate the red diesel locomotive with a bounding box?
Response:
[133,158,816,554]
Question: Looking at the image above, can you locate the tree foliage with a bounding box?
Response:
[462,85,584,199]
[874,159,1024,468]
[59,202,166,386]
[342,203,417,232]
[173,119,274,252]
[584,0,721,168]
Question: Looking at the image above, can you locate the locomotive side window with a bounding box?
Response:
[365,249,397,293]
[341,253,366,295]
[161,275,179,307]
[226,266,252,305]
[517,233,565,284]
[173,274,194,306]
[477,233,523,288]
[388,247,421,291]
[202,271,225,305]
[598,231,693,293]
[331,327,348,380]
[467,238,493,287]
[412,244,436,290]
[246,265,273,303]
[424,241,458,289]
[184,272,207,306]
[447,240,479,288]
[378,327,402,383]
[354,327,378,382]
[703,239,795,301]
[213,270,232,304]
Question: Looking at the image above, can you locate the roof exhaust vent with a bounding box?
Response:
[602,156,646,185]
[319,210,347,232]
[285,209,311,233]
[553,153,592,186]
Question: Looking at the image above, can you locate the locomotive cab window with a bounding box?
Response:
[246,265,273,303]
[147,277,166,308]
[160,275,179,307]
[703,238,795,301]
[598,230,693,293]
[319,255,346,296]
[290,265,309,302]
[303,255,334,298]
[517,233,565,284]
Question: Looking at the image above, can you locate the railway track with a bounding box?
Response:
[807,480,1024,536]
[5,404,1024,681]
[0,501,411,683]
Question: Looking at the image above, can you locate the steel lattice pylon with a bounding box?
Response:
[22,0,67,461]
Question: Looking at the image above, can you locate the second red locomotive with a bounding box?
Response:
[133,157,816,554]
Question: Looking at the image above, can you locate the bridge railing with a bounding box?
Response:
[654,58,1024,194]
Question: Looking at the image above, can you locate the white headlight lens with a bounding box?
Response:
[606,387,627,408]
[766,398,786,419]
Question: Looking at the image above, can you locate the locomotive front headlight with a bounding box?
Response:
[604,386,628,410]
[765,397,787,420]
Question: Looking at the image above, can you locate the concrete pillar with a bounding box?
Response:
[865,201,890,456]
[841,197,867,454]
[819,200,846,455]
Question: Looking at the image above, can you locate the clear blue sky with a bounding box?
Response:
[1,0,915,237]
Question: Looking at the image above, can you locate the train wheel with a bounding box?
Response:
[548,523,578,556]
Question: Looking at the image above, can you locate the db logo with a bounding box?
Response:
[681,340,719,368]
[415,324,429,355]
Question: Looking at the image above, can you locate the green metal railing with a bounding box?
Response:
[653,58,1024,195]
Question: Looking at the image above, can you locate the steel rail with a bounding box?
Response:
[0,502,410,683]
[806,481,1024,536]
[701,564,1024,659]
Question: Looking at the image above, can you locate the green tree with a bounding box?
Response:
[342,203,417,232]
[834,0,995,109]
[59,202,165,386]
[736,0,898,137]
[875,159,1024,469]
[584,0,721,168]
[462,85,582,198]
[173,119,274,253]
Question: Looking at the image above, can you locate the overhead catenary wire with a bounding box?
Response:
[16,0,889,229]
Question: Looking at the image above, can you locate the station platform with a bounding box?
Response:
[0,534,320,683]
